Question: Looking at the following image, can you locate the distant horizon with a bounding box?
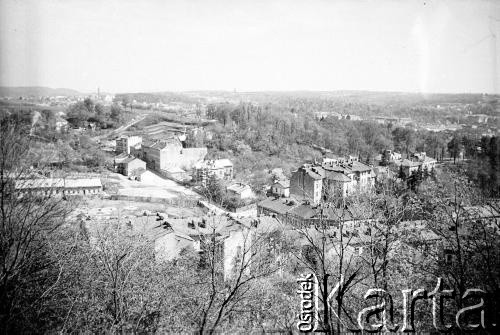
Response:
[2,85,500,97]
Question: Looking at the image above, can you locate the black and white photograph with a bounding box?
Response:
[0,0,499,333]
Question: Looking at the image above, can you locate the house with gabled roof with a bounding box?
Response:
[270,178,290,197]
[227,182,254,200]
[114,155,146,177]
[395,152,437,179]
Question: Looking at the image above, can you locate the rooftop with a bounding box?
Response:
[133,213,286,245]
[15,178,102,189]
[258,197,298,215]
[122,156,144,164]
[142,137,182,150]
[273,179,290,188]
[258,197,365,222]
[401,159,421,167]
[290,205,317,219]
[325,171,351,182]
[350,161,372,172]
[227,182,251,194]
[299,159,373,181]
[299,166,323,180]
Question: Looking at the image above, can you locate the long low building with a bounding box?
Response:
[15,178,103,196]
[257,196,365,227]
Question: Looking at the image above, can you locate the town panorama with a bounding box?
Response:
[0,0,499,333]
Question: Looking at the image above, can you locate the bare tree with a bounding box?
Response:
[289,195,367,333]
[408,173,500,330]
[167,215,281,334]
[0,118,73,332]
[199,174,229,209]
[61,221,164,333]
[358,181,409,291]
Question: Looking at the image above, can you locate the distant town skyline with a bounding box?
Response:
[1,0,499,94]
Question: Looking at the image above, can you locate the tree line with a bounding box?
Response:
[66,98,125,129]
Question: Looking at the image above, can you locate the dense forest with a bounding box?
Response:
[0,103,117,173]
[204,102,443,158]
[65,98,126,129]
[202,101,499,196]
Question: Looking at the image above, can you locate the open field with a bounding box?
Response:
[68,198,205,224]
[105,171,199,199]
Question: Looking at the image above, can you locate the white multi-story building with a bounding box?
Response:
[290,157,375,203]
[194,159,233,185]
[116,135,142,154]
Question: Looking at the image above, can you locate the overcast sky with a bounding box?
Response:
[0,0,499,93]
